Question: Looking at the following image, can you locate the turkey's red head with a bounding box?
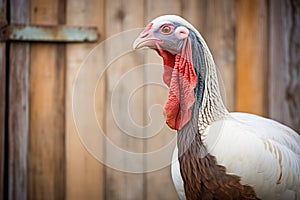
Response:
[133,15,198,130]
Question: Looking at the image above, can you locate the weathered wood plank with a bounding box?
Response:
[236,0,268,115]
[65,0,105,199]
[0,0,6,199]
[104,0,145,199]
[189,0,236,111]
[29,0,65,199]
[0,43,5,200]
[9,44,30,200]
[29,44,65,200]
[269,0,300,133]
[145,1,181,199]
[8,0,30,199]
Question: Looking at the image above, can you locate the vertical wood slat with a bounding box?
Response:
[145,1,181,199]
[9,45,30,200]
[104,1,145,199]
[269,0,300,133]
[65,0,105,199]
[0,43,5,200]
[8,0,30,199]
[190,0,236,111]
[29,0,65,199]
[236,0,268,116]
[0,0,6,199]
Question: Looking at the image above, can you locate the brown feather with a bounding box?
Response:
[177,130,259,200]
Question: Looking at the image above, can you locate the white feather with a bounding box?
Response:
[202,112,300,199]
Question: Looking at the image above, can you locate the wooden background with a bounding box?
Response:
[0,0,299,199]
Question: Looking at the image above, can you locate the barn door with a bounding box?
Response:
[0,0,100,199]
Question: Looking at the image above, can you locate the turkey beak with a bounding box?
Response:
[133,33,158,49]
[133,23,160,49]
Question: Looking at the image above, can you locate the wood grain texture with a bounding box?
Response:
[0,0,6,199]
[29,45,65,200]
[65,0,105,199]
[145,1,181,199]
[104,1,145,199]
[8,0,30,199]
[192,0,236,111]
[236,0,268,116]
[29,0,65,199]
[8,44,30,200]
[269,0,300,133]
[0,43,5,200]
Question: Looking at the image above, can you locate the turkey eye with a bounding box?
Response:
[162,26,170,33]
[160,25,173,34]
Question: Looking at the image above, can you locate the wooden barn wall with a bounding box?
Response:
[0,0,299,200]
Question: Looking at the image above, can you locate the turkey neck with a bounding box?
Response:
[176,35,225,199]
[176,35,216,199]
[177,35,210,160]
[177,33,228,153]
[176,36,258,199]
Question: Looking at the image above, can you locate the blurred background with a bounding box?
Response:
[0,0,299,199]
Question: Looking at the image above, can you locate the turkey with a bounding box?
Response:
[133,15,300,200]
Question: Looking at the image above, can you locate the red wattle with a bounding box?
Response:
[157,39,197,130]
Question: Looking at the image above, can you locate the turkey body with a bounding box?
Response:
[134,15,300,200]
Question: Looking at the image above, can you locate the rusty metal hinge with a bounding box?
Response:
[0,24,100,42]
